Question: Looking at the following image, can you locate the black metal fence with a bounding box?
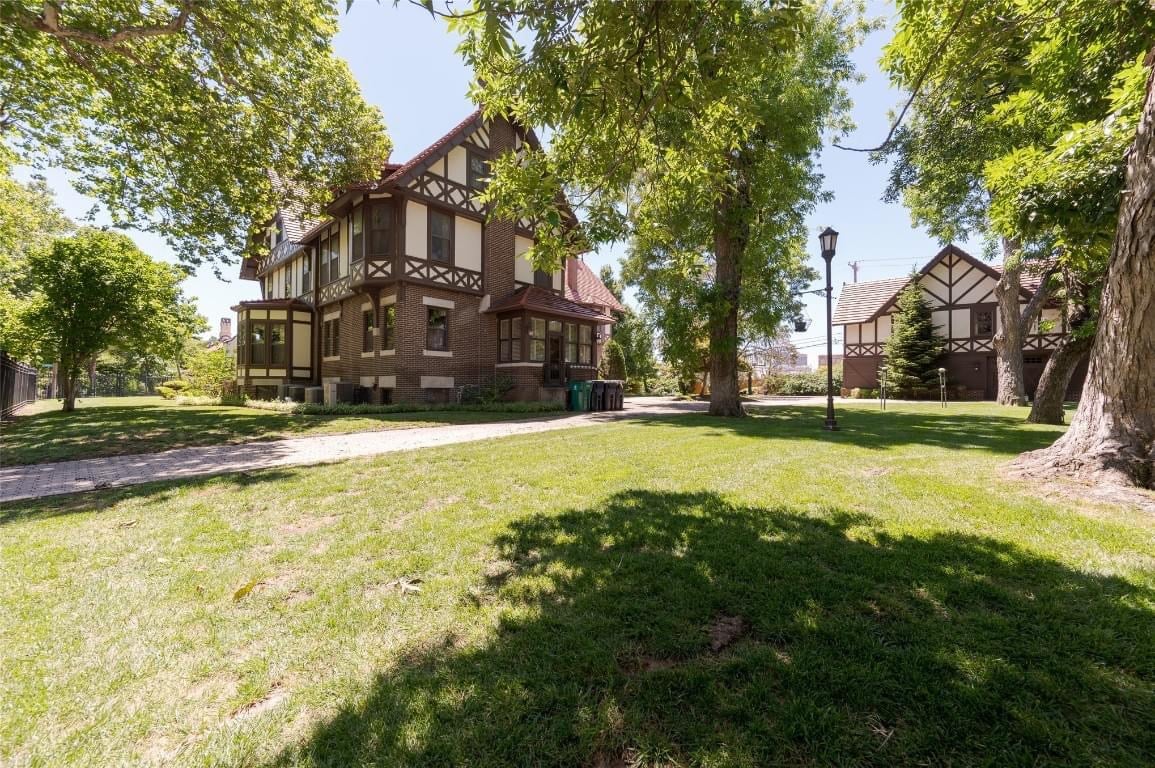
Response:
[1,351,37,418]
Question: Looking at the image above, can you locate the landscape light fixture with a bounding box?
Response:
[820,227,839,431]
[938,367,947,409]
[879,365,888,411]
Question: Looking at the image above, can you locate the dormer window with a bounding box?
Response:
[467,151,489,191]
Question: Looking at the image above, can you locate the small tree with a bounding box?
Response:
[184,347,236,398]
[883,282,945,395]
[600,338,627,381]
[18,229,188,411]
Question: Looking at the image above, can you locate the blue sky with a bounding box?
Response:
[30,0,941,358]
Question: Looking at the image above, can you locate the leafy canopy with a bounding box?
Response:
[879,0,1154,271]
[0,1,391,268]
[11,229,194,381]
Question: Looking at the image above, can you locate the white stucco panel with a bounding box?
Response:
[876,314,892,342]
[931,310,949,335]
[514,235,534,284]
[292,322,311,367]
[951,308,971,339]
[406,201,428,259]
[455,216,483,272]
[447,146,468,185]
[861,322,875,344]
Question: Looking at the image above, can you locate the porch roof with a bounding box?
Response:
[485,286,613,323]
[230,298,314,313]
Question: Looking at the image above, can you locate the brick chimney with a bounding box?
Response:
[219,317,232,340]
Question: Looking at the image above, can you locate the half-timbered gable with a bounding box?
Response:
[833,245,1084,400]
[233,109,607,404]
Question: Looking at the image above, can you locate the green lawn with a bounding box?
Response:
[2,396,560,465]
[2,403,1153,767]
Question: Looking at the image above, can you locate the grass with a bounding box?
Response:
[2,402,1153,767]
[1,396,565,465]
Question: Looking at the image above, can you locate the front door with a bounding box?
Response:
[544,333,564,386]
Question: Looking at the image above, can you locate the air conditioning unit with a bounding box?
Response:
[325,381,356,404]
[276,384,290,401]
[304,386,324,404]
[288,385,306,402]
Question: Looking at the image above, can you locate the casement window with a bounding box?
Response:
[381,304,395,350]
[269,323,286,364]
[236,318,246,362]
[368,202,393,256]
[362,309,374,353]
[301,254,312,292]
[578,324,593,364]
[974,307,995,337]
[426,307,449,350]
[528,317,546,362]
[499,317,522,362]
[282,269,292,299]
[467,151,489,191]
[246,321,286,365]
[318,227,340,285]
[533,269,553,289]
[429,209,453,264]
[322,318,341,358]
[350,206,364,262]
[565,323,577,363]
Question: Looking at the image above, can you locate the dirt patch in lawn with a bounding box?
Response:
[229,683,288,721]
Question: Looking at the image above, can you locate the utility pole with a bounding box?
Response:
[848,260,861,283]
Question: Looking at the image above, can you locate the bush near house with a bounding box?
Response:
[157,379,190,399]
[184,348,235,397]
[763,368,843,396]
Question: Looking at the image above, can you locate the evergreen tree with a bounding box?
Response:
[883,281,945,394]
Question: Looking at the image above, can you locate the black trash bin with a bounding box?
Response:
[590,380,606,411]
[608,380,624,410]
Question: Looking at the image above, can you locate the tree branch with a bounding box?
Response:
[11,1,194,50]
[833,0,971,153]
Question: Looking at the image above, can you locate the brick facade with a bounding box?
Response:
[237,114,616,405]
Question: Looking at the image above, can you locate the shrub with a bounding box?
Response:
[764,368,843,396]
[458,375,514,405]
[184,348,235,397]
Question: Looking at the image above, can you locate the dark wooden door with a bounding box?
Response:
[544,333,564,386]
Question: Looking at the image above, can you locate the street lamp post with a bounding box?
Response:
[820,227,839,431]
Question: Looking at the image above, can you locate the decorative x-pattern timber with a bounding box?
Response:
[318,276,352,305]
[402,257,482,292]
[407,173,485,216]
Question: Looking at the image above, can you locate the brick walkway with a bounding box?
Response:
[1,398,730,503]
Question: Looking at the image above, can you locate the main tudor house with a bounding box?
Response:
[233,111,619,404]
[832,245,1087,400]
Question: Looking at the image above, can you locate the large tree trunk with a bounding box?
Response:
[993,244,1027,406]
[708,188,745,418]
[1025,333,1092,425]
[60,368,78,412]
[1015,55,1155,488]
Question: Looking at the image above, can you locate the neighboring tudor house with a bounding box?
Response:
[832,245,1087,400]
[233,111,616,404]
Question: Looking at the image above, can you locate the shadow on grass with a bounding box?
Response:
[617,405,1064,456]
[276,490,1154,767]
[0,467,302,525]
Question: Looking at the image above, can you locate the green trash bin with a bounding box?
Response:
[574,380,592,411]
[566,380,581,411]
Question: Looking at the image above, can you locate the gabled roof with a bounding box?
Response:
[565,259,626,314]
[831,277,910,325]
[485,286,614,323]
[831,244,1037,326]
[384,109,484,186]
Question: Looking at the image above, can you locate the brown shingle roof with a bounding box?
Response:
[485,286,613,323]
[565,258,625,313]
[831,277,911,325]
[384,109,484,186]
